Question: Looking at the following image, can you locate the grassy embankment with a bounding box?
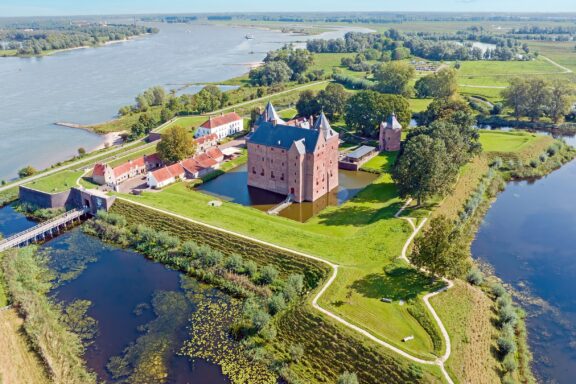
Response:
[0,309,50,384]
[24,170,84,194]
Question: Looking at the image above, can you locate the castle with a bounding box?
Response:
[247,102,339,203]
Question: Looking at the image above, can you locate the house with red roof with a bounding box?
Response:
[195,112,243,140]
[194,133,218,152]
[147,163,185,189]
[92,154,164,187]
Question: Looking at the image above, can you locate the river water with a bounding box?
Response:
[0,23,367,181]
[472,155,576,383]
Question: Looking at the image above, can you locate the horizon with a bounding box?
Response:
[2,0,576,18]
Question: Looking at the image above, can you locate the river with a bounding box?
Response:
[0,22,369,182]
[472,154,576,383]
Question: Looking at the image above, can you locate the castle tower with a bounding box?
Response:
[262,101,284,125]
[379,113,402,152]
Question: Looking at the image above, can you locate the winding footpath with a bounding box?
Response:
[118,197,455,384]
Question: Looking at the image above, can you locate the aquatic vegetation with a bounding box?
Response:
[107,290,192,384]
[180,296,276,384]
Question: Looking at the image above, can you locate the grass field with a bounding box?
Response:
[0,309,50,384]
[107,145,157,168]
[527,40,576,75]
[117,151,446,359]
[24,170,83,193]
[479,130,539,153]
[158,115,208,133]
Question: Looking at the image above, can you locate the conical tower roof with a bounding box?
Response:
[263,101,285,124]
[385,113,402,130]
[313,111,337,139]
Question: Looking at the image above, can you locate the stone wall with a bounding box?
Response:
[19,186,73,209]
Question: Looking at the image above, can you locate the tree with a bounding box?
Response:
[417,96,475,127]
[194,85,224,114]
[373,61,415,96]
[249,61,293,86]
[345,90,411,138]
[18,165,37,178]
[156,125,196,163]
[317,83,349,118]
[337,371,359,384]
[264,47,313,78]
[411,215,470,278]
[258,265,279,285]
[414,67,458,98]
[501,78,528,121]
[288,344,304,362]
[296,90,321,117]
[77,147,86,157]
[548,79,575,123]
[392,135,456,206]
[524,78,551,122]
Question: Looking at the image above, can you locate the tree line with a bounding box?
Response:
[0,23,157,55]
[502,77,576,123]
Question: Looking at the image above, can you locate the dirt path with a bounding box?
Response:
[117,197,455,384]
[541,55,573,74]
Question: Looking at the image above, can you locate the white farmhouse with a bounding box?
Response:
[195,112,243,140]
[147,163,185,189]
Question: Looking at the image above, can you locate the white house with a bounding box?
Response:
[195,112,243,140]
[147,163,185,189]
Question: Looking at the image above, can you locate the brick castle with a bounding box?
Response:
[247,102,339,203]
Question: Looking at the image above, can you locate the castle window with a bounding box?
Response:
[271,171,275,179]
[252,167,256,174]
[280,174,284,181]
[262,157,264,161]
[261,169,264,176]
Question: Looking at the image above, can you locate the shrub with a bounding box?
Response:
[259,265,279,285]
[491,283,507,298]
[268,293,286,315]
[182,241,201,258]
[18,165,37,178]
[288,344,304,362]
[529,159,539,168]
[497,335,516,357]
[282,284,298,302]
[502,354,518,372]
[499,306,518,327]
[547,145,558,156]
[539,153,548,163]
[337,371,359,384]
[286,273,305,294]
[224,254,244,273]
[199,248,223,268]
[258,324,277,341]
[251,309,271,332]
[243,260,258,277]
[466,267,484,286]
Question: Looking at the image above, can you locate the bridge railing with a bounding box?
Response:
[0,208,88,250]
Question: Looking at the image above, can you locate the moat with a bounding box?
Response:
[197,163,378,222]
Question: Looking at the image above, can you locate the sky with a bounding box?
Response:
[0,0,575,17]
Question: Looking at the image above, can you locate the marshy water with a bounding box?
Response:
[197,163,378,222]
[0,207,231,383]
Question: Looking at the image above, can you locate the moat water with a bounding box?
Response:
[0,209,231,383]
[472,158,576,383]
[197,163,378,222]
[0,22,368,181]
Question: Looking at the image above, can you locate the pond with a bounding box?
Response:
[39,228,231,384]
[472,159,576,383]
[197,163,378,222]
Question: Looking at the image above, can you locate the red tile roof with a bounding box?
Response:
[200,112,242,129]
[93,163,107,177]
[181,158,204,175]
[144,153,162,164]
[112,157,146,178]
[206,147,224,162]
[150,163,185,183]
[194,153,217,168]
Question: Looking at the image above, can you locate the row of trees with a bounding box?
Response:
[1,24,156,56]
[502,77,576,123]
[295,83,349,119]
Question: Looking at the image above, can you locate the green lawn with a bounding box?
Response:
[118,151,445,359]
[409,98,433,113]
[158,115,208,133]
[479,130,538,153]
[278,108,297,120]
[107,145,157,168]
[24,170,83,194]
[361,151,398,173]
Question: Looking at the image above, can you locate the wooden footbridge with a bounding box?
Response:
[0,208,89,252]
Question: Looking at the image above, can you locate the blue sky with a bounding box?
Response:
[1,0,575,17]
